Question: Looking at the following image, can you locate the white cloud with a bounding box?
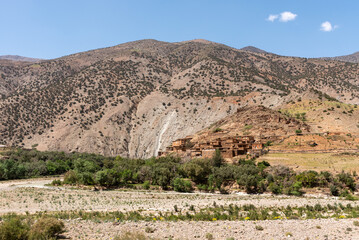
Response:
[267,11,297,22]
[267,14,279,22]
[279,11,297,22]
[320,21,337,32]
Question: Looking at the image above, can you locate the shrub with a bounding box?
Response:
[63,170,78,185]
[144,226,155,233]
[213,128,222,133]
[205,233,214,240]
[143,180,150,190]
[285,181,303,196]
[95,169,110,186]
[51,179,62,186]
[337,171,356,191]
[268,182,282,194]
[28,217,65,240]
[330,184,340,196]
[296,171,319,188]
[77,172,95,185]
[173,178,193,192]
[0,215,29,240]
[255,225,264,231]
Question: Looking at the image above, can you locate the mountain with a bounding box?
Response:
[0,55,42,62]
[240,46,268,54]
[330,52,359,63]
[0,39,358,158]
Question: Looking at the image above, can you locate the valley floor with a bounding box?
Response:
[1,178,359,239]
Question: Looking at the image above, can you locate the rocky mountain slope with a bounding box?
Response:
[0,39,358,158]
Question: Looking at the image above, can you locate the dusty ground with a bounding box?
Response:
[64,218,359,240]
[1,185,358,214]
[1,178,359,239]
[257,152,359,173]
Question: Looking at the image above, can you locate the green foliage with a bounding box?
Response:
[337,171,356,191]
[268,182,282,194]
[173,178,193,192]
[28,217,65,240]
[0,149,112,180]
[284,181,303,196]
[143,180,150,190]
[213,128,222,133]
[211,149,223,167]
[0,215,64,240]
[63,170,78,185]
[2,149,358,197]
[296,171,319,188]
[51,179,62,186]
[181,158,212,184]
[330,184,339,196]
[0,215,29,240]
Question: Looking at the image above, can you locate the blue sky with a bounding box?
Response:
[0,0,358,59]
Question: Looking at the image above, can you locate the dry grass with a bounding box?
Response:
[258,152,359,173]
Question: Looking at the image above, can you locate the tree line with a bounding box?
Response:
[0,149,357,197]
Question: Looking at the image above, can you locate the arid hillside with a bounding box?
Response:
[0,39,359,158]
[191,105,310,143]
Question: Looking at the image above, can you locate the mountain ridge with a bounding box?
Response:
[0,55,42,62]
[0,39,358,158]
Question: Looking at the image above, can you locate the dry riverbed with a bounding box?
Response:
[64,218,359,240]
[1,178,359,239]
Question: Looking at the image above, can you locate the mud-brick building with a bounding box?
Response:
[160,135,263,159]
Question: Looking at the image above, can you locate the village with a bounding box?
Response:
[158,135,266,159]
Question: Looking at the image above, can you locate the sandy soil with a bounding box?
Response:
[0,186,358,214]
[63,218,359,240]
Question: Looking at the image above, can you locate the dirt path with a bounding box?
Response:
[0,177,61,191]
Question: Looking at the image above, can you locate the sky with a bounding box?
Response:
[0,0,358,59]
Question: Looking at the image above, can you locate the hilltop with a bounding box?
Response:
[0,39,358,157]
[0,55,42,62]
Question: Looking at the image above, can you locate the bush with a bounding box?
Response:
[330,184,339,196]
[285,181,303,196]
[0,215,29,240]
[255,225,264,231]
[296,171,319,188]
[28,217,65,240]
[51,179,62,186]
[77,172,95,185]
[0,215,65,240]
[337,171,356,191]
[95,169,110,186]
[143,180,150,190]
[173,178,193,192]
[63,170,78,185]
[268,182,282,194]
